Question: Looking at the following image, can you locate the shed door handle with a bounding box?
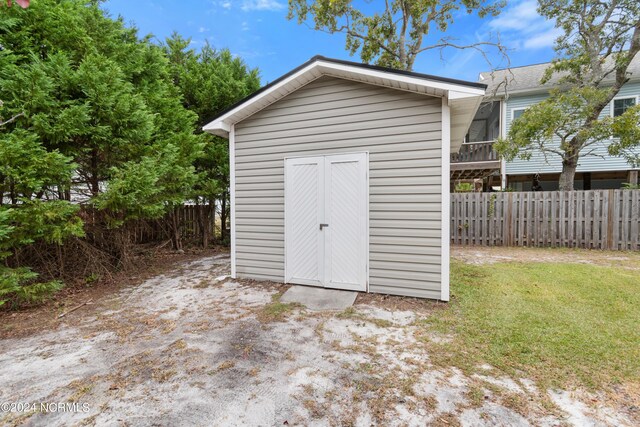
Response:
[319,223,329,230]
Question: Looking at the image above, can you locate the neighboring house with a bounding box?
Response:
[452,57,640,191]
[204,56,486,300]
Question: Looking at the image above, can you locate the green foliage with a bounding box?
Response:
[496,87,615,162]
[538,0,640,88]
[498,0,640,190]
[95,144,200,225]
[610,104,640,167]
[0,128,82,309]
[0,0,213,306]
[6,200,84,247]
[1,0,202,218]
[163,33,260,209]
[0,266,63,308]
[0,0,260,306]
[0,130,76,201]
[165,34,260,127]
[287,0,505,70]
[454,182,474,193]
[488,193,496,217]
[621,182,640,190]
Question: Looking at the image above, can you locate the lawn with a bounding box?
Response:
[428,259,640,390]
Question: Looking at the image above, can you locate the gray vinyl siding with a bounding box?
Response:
[234,76,443,299]
[505,80,640,175]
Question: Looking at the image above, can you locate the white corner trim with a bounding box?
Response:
[441,96,451,302]
[229,124,237,279]
[364,151,370,293]
[500,99,507,189]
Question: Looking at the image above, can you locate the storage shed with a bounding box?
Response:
[204,56,486,300]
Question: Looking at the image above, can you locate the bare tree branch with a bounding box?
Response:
[0,112,24,127]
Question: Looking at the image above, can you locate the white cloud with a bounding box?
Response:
[523,28,563,49]
[241,21,250,31]
[198,27,210,33]
[210,0,231,10]
[489,0,559,50]
[489,0,540,32]
[241,0,285,12]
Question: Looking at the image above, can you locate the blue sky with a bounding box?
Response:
[102,0,561,85]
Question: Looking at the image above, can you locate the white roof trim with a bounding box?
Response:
[316,61,486,96]
[203,61,318,135]
[203,58,486,147]
[204,121,230,134]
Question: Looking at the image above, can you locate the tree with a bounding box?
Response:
[1,0,202,238]
[164,33,260,247]
[287,0,506,71]
[0,0,204,294]
[0,131,83,307]
[611,104,640,167]
[496,0,640,191]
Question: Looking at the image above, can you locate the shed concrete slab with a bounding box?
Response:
[280,285,357,311]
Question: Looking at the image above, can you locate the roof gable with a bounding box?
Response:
[203,56,486,149]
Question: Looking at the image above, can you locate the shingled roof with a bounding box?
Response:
[479,55,640,97]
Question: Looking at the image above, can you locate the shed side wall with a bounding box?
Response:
[234,76,443,299]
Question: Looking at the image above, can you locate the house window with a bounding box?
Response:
[512,108,526,120]
[613,97,636,117]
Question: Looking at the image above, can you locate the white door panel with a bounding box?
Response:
[284,157,324,286]
[324,153,368,291]
[285,152,368,292]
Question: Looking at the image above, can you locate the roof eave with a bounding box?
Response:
[202,120,230,138]
[203,56,486,139]
[481,75,640,100]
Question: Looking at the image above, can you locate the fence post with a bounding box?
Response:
[606,189,615,250]
[506,192,513,246]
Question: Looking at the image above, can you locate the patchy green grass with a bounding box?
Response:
[257,293,302,322]
[336,306,393,328]
[427,260,640,390]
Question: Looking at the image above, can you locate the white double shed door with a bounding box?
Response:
[284,152,368,292]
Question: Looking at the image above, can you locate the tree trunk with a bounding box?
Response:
[210,199,217,243]
[559,158,578,191]
[220,194,227,244]
[90,149,100,196]
[170,208,183,251]
[201,204,210,249]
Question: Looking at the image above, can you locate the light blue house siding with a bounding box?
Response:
[504,80,640,176]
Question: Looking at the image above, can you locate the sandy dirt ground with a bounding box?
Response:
[0,254,635,426]
[451,245,640,269]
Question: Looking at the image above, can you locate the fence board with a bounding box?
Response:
[130,204,221,245]
[451,190,640,251]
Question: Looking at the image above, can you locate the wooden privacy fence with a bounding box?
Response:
[131,205,219,244]
[451,190,640,250]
